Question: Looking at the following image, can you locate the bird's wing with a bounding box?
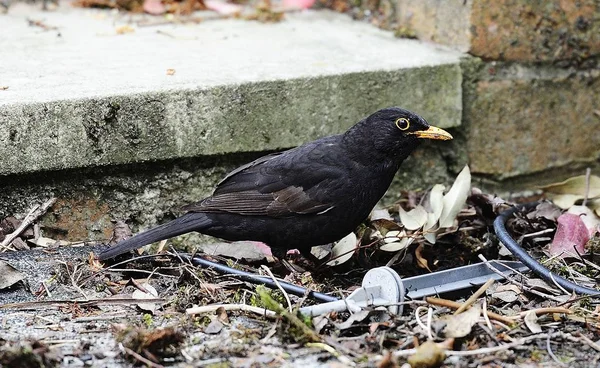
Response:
[183,138,344,217]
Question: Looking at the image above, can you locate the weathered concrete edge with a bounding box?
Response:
[0,64,462,176]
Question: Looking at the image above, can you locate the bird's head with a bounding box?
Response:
[342,107,453,162]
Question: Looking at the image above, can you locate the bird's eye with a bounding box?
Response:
[395,118,410,131]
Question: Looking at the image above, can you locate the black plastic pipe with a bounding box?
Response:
[180,254,340,303]
[494,203,600,296]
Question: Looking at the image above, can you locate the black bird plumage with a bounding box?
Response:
[97,107,452,261]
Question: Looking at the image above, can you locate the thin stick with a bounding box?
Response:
[583,168,591,206]
[186,303,276,318]
[426,297,514,325]
[454,278,494,315]
[122,345,164,368]
[517,307,572,317]
[261,265,292,313]
[576,332,600,352]
[482,297,493,330]
[391,332,581,358]
[0,198,56,252]
[547,331,568,367]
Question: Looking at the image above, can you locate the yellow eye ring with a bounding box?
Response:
[395,118,410,131]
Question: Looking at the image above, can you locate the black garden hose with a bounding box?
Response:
[179,253,339,303]
[494,203,600,296]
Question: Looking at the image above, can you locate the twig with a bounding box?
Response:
[454,278,494,315]
[517,306,572,317]
[482,297,493,330]
[583,168,591,206]
[261,265,292,313]
[0,298,165,310]
[122,345,164,368]
[186,303,276,318]
[479,254,566,302]
[576,332,600,352]
[547,331,568,367]
[426,297,514,325]
[0,198,56,252]
[391,332,581,358]
[306,342,356,366]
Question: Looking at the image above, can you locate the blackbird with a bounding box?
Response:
[97,107,452,261]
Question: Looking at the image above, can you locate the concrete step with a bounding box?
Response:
[1,3,463,177]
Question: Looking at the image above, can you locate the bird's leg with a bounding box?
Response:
[298,247,326,266]
[271,247,307,274]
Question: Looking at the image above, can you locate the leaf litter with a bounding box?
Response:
[2,168,600,366]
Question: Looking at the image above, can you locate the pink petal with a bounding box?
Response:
[205,0,243,15]
[282,0,316,9]
[549,213,590,257]
[143,0,166,15]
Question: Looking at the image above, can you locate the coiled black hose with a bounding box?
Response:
[494,203,600,296]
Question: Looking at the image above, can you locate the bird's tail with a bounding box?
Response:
[97,212,211,260]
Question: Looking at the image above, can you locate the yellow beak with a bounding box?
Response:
[409,126,453,141]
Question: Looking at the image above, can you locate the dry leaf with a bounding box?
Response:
[0,261,24,289]
[398,205,428,231]
[549,213,588,257]
[28,237,72,247]
[326,232,357,266]
[541,174,600,209]
[371,208,393,221]
[439,166,471,228]
[380,230,414,252]
[440,304,481,338]
[524,310,542,333]
[491,284,522,303]
[371,218,403,236]
[132,283,159,313]
[540,175,600,196]
[423,184,445,244]
[415,243,430,271]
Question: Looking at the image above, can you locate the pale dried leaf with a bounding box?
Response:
[441,304,481,338]
[549,193,583,209]
[132,283,159,313]
[379,235,414,252]
[491,284,522,303]
[527,202,562,221]
[540,175,600,197]
[310,244,331,260]
[423,231,437,244]
[399,205,428,230]
[424,184,445,230]
[0,261,24,289]
[326,233,357,266]
[28,237,72,247]
[423,184,445,244]
[371,208,393,221]
[439,166,471,228]
[524,310,542,333]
